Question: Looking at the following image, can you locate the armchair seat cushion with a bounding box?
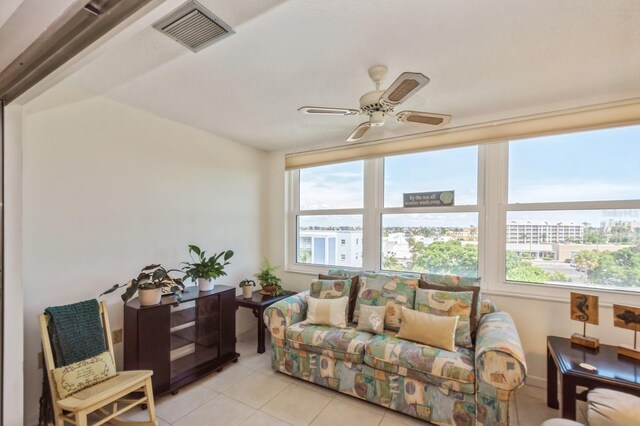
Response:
[286,322,373,363]
[364,333,476,394]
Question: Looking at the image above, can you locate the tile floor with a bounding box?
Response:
[120,329,584,426]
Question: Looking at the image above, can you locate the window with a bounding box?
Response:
[294,160,364,267]
[382,213,479,275]
[506,126,640,290]
[289,123,640,294]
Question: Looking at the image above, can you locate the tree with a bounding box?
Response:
[574,250,600,282]
[382,252,403,271]
[505,252,570,283]
[581,247,640,287]
[409,240,478,276]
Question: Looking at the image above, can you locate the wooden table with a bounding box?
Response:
[547,335,640,419]
[236,290,297,354]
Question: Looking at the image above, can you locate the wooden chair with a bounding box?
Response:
[39,301,157,426]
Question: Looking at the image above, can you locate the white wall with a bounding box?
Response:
[264,149,640,390]
[4,104,25,426]
[22,84,266,423]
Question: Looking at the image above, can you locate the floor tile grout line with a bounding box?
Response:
[167,391,221,425]
[306,395,335,425]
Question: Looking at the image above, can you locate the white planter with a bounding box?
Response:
[198,278,214,291]
[138,288,162,306]
[242,286,253,298]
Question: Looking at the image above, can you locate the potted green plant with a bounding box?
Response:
[239,279,256,299]
[255,258,283,296]
[101,264,185,306]
[181,245,234,291]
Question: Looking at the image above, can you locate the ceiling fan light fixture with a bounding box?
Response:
[370,111,385,127]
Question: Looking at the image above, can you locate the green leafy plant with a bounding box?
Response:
[239,279,256,288]
[101,264,185,303]
[181,245,234,282]
[255,258,283,295]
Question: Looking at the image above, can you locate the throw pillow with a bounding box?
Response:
[415,288,474,348]
[310,278,351,300]
[420,273,482,331]
[52,351,117,399]
[356,304,386,334]
[319,274,359,322]
[396,307,458,352]
[419,279,481,333]
[305,296,349,328]
[353,273,419,331]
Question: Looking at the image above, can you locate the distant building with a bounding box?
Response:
[506,220,584,244]
[298,229,362,266]
[552,243,635,262]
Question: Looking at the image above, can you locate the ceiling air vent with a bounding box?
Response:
[153,1,234,52]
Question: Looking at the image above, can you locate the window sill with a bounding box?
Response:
[485,280,640,306]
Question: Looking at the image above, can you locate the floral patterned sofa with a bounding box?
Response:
[263,270,526,426]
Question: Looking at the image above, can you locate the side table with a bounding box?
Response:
[236,290,297,354]
[547,335,640,419]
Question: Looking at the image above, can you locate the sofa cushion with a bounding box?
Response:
[320,273,359,322]
[364,333,475,394]
[310,278,351,300]
[286,322,373,363]
[353,273,419,331]
[415,288,474,349]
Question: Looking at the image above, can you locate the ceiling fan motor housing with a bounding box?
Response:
[360,90,391,126]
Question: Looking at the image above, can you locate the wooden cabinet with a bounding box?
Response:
[124,285,239,395]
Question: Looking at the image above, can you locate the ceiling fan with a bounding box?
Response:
[298,65,451,142]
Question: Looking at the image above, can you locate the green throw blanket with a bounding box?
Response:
[39,299,107,425]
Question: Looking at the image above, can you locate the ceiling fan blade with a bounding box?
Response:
[298,106,360,116]
[347,122,370,142]
[380,72,430,106]
[396,111,452,126]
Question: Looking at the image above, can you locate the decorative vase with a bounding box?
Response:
[198,278,214,292]
[242,286,253,298]
[138,288,162,306]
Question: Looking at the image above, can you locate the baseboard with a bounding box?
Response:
[526,374,547,389]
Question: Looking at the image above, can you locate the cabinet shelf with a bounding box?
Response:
[125,285,239,396]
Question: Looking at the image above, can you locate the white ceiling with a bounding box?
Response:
[65,0,640,151]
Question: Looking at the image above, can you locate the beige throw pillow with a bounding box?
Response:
[397,307,459,352]
[356,304,386,334]
[306,296,349,328]
[52,351,117,398]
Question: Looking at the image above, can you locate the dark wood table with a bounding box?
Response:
[236,290,297,354]
[547,335,640,419]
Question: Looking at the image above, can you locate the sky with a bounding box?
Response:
[298,124,640,228]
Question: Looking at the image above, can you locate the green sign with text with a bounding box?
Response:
[403,191,455,207]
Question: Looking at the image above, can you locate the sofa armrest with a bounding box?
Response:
[263,291,309,341]
[475,311,527,392]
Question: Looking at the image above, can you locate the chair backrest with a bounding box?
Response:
[39,301,114,402]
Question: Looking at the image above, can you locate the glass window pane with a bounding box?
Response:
[509,125,640,203]
[505,209,640,290]
[384,146,478,207]
[299,161,364,210]
[297,215,362,267]
[381,213,479,275]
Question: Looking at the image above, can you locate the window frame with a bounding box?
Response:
[287,146,485,277]
[287,129,640,303]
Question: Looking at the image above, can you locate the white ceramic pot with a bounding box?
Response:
[138,288,162,306]
[242,285,253,298]
[198,278,214,291]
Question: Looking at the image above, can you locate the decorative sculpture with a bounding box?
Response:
[613,304,640,360]
[570,292,600,348]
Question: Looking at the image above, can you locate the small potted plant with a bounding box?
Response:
[181,245,234,292]
[239,279,256,299]
[255,258,283,296]
[101,264,185,306]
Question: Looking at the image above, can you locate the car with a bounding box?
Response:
[564,258,573,263]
